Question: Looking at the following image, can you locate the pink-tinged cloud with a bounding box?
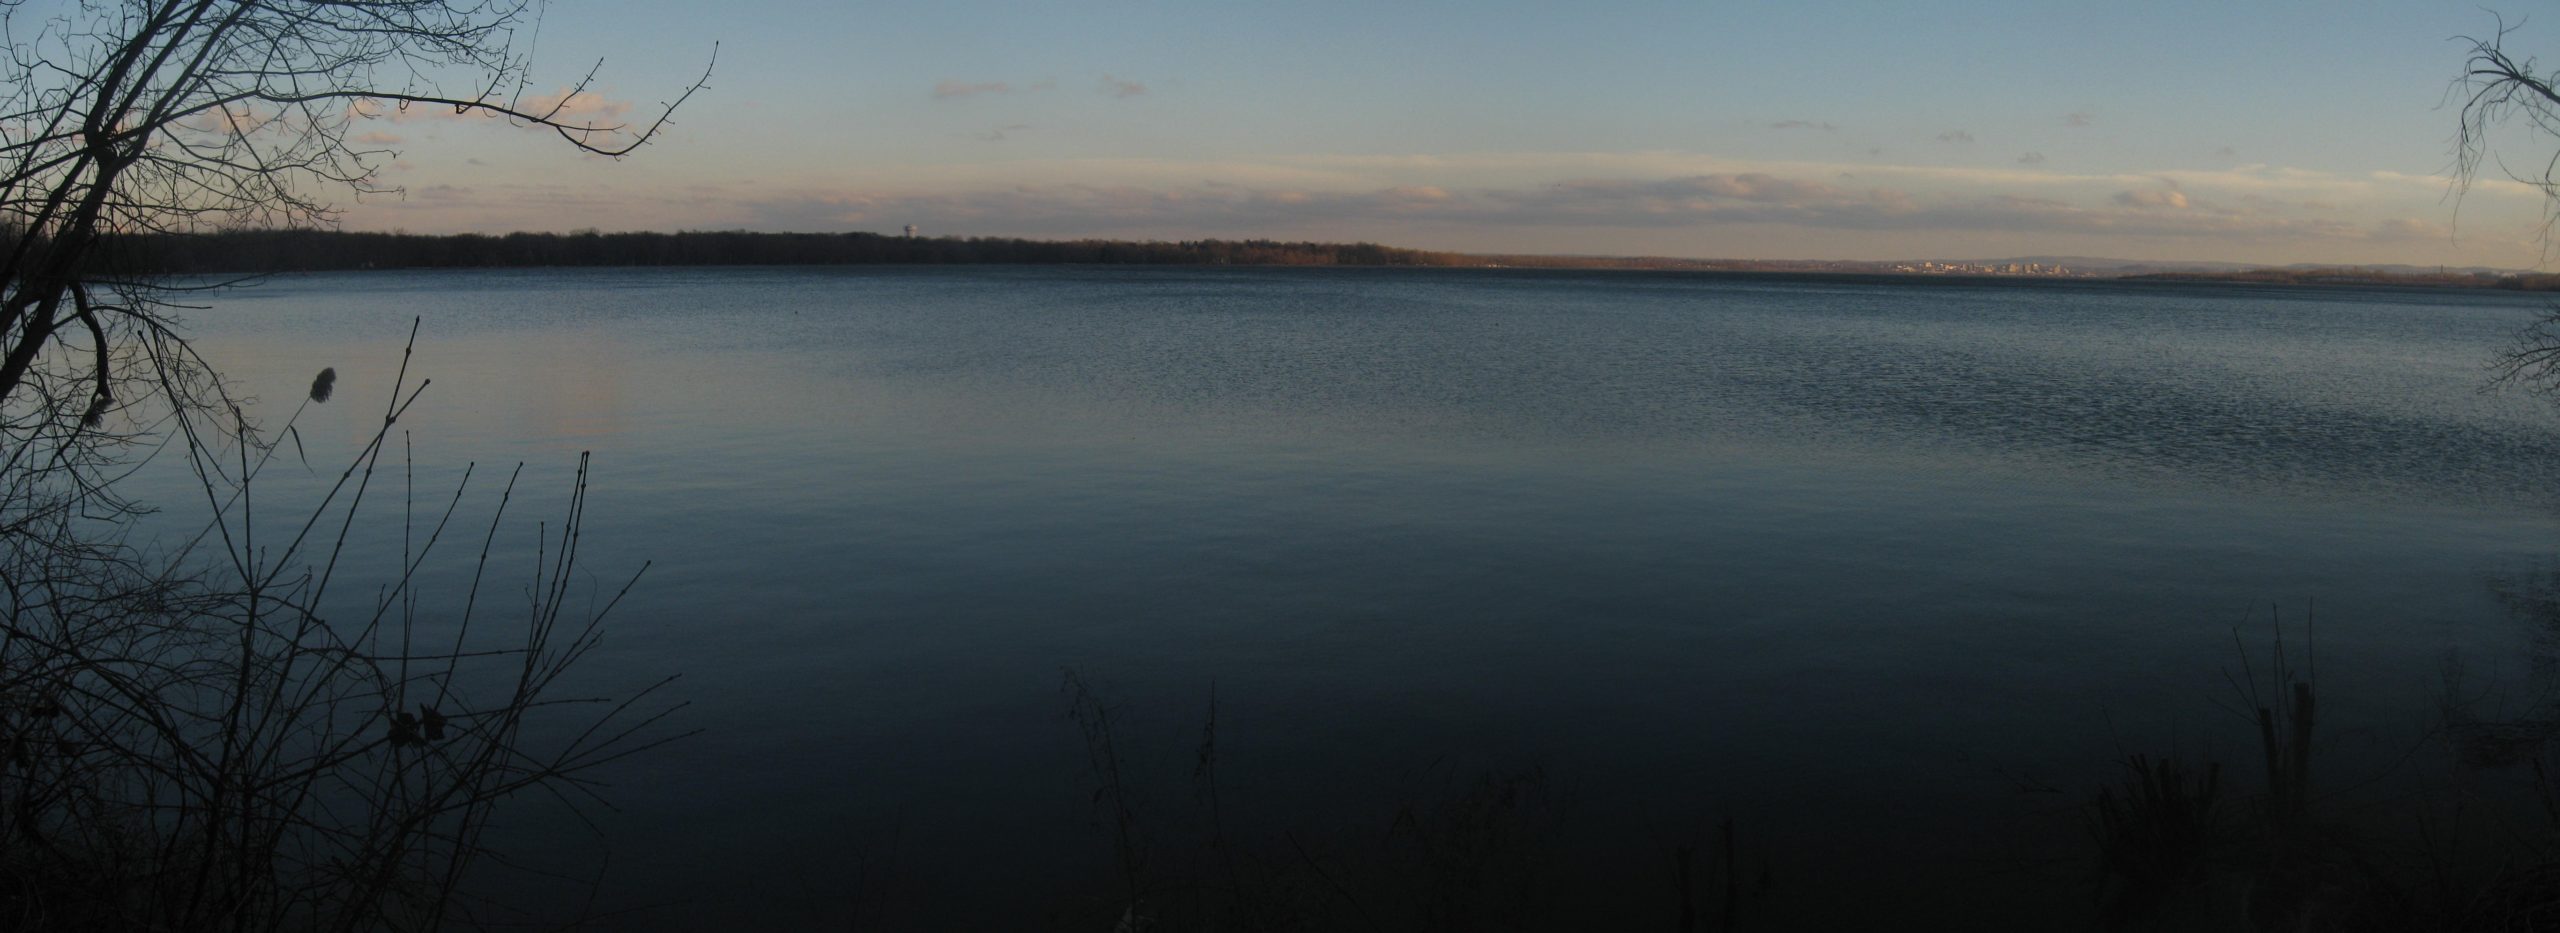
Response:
[2231,193,2338,215]
[669,172,2370,243]
[1100,75,1147,98]
[353,131,403,145]
[1379,185,1452,203]
[516,89,632,125]
[336,165,2500,264]
[934,80,1012,100]
[2066,112,2094,127]
[174,105,286,136]
[2113,189,2190,209]
[347,88,635,127]
[2374,217,2449,239]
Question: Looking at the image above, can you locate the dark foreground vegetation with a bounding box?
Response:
[0,346,672,932]
[17,2,2560,928]
[0,0,704,929]
[1026,617,2560,933]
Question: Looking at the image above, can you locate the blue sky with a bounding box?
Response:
[335,1,2560,266]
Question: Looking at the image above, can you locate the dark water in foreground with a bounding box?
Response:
[151,266,2560,926]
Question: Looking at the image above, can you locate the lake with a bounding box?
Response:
[148,266,2560,927]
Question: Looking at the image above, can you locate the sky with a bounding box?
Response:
[321,1,2560,267]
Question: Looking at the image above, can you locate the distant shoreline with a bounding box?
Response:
[2121,269,2560,291]
[84,229,2560,291]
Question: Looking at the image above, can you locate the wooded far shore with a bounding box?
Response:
[80,228,2560,291]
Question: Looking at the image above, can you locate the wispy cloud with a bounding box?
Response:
[2112,188,2190,209]
[173,105,295,137]
[665,171,2409,246]
[2065,111,2094,128]
[517,89,631,124]
[340,148,2555,265]
[1937,130,1974,144]
[815,151,2544,213]
[1100,74,1147,98]
[2374,217,2449,239]
[1769,120,1836,131]
[2017,152,2046,165]
[933,80,1012,100]
[347,88,635,130]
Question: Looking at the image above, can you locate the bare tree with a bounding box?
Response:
[2454,17,2560,231]
[0,0,705,469]
[0,2,708,928]
[2452,17,2560,393]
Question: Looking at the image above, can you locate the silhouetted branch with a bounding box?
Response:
[0,2,699,926]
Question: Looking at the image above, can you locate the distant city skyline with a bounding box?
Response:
[323,1,2560,268]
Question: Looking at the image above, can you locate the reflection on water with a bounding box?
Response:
[149,267,2560,927]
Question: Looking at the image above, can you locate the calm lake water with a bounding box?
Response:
[146,266,2560,927]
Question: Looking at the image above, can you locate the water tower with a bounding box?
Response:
[903,224,917,238]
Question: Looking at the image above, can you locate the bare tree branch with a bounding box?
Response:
[0,2,707,927]
[2450,15,2560,396]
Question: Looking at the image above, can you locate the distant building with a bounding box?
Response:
[903,224,918,238]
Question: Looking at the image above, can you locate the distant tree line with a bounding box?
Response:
[2125,267,2560,291]
[70,229,1990,276]
[49,227,2543,286]
[76,229,1482,274]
